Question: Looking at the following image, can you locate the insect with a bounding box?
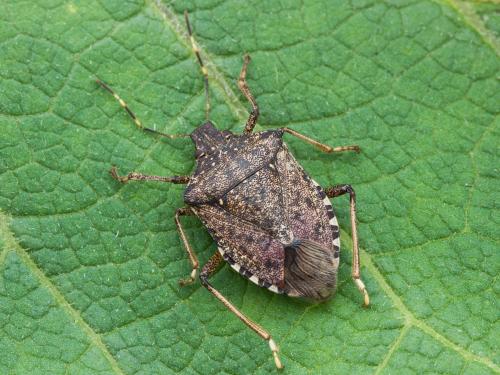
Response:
[97,11,370,370]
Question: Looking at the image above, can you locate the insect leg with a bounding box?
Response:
[96,79,189,139]
[325,184,370,307]
[238,54,260,133]
[184,11,210,121]
[174,207,200,286]
[110,166,189,184]
[200,252,283,369]
[282,127,360,153]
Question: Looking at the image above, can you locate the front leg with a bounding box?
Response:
[282,128,360,154]
[325,184,370,307]
[238,54,260,133]
[110,166,190,184]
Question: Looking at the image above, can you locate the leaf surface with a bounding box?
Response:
[0,0,498,374]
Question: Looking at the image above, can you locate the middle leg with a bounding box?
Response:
[174,207,199,286]
[282,127,360,154]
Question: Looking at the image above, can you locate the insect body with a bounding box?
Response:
[187,124,339,301]
[99,11,369,370]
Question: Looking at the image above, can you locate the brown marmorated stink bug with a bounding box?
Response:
[96,11,370,369]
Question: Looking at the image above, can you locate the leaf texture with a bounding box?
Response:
[0,0,498,374]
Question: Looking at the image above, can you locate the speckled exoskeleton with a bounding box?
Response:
[97,11,370,370]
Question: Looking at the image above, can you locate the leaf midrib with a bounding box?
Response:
[444,0,500,55]
[0,211,126,375]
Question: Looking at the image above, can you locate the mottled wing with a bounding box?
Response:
[275,146,340,299]
[276,146,338,255]
[194,203,285,291]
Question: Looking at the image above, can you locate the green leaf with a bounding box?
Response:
[0,0,498,374]
[0,218,117,374]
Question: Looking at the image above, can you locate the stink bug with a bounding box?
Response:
[97,11,370,369]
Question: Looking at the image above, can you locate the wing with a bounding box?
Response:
[193,203,285,292]
[275,146,339,255]
[275,146,341,300]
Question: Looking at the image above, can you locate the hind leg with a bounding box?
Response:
[200,252,283,369]
[325,184,369,307]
